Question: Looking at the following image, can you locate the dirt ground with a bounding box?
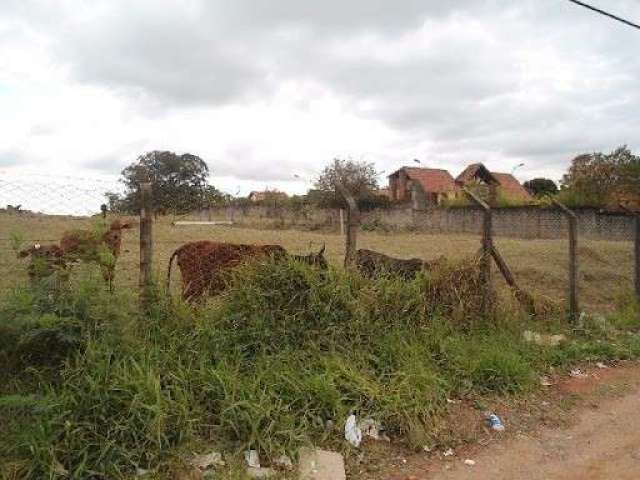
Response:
[382,364,640,480]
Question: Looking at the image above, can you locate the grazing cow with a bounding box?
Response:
[59,219,134,288]
[167,241,327,301]
[355,248,443,280]
[18,243,67,284]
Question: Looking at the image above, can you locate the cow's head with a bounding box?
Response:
[295,244,328,269]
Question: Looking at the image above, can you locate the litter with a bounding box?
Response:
[244,450,261,469]
[486,413,505,432]
[464,459,476,466]
[357,418,389,442]
[344,415,362,447]
[446,398,461,404]
[443,448,455,457]
[596,362,609,369]
[569,368,587,378]
[191,451,225,470]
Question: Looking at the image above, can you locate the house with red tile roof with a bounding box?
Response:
[388,167,459,206]
[388,163,532,207]
[455,163,532,205]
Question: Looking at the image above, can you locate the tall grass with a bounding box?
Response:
[1,259,639,478]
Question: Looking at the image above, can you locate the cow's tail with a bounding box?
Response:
[166,248,180,295]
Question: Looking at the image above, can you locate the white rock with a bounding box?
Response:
[298,448,346,480]
[464,459,476,466]
[191,451,225,470]
[443,448,455,457]
[247,467,276,478]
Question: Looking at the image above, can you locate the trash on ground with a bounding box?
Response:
[135,468,151,477]
[569,368,588,378]
[357,417,389,442]
[191,451,225,470]
[298,448,346,480]
[523,330,566,347]
[486,413,505,432]
[423,445,433,453]
[596,362,609,369]
[443,448,455,457]
[247,467,276,478]
[344,414,362,447]
[464,459,476,466]
[273,455,293,470]
[446,398,461,404]
[245,450,261,469]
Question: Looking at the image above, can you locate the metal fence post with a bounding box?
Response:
[462,188,493,314]
[137,167,154,305]
[552,199,579,321]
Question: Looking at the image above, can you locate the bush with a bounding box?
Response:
[2,259,640,478]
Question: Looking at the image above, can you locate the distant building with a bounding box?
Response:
[455,163,532,205]
[248,190,288,203]
[388,167,458,206]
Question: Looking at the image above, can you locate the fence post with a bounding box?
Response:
[339,208,345,236]
[552,199,579,321]
[620,204,640,302]
[137,167,154,305]
[462,188,493,314]
[336,183,360,268]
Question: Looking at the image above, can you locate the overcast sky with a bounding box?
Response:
[1,0,639,200]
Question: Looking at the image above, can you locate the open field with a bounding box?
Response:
[0,213,635,312]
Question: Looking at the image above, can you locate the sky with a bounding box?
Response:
[1,0,639,212]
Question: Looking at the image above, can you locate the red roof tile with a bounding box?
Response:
[491,172,532,200]
[398,167,458,194]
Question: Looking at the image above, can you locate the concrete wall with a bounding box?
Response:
[191,205,635,241]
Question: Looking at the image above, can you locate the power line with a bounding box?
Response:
[566,0,640,30]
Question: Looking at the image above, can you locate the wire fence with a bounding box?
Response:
[0,172,637,316]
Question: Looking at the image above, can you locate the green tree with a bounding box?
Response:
[314,158,380,208]
[561,146,640,206]
[523,178,558,197]
[106,151,225,214]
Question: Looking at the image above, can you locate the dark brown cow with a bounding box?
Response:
[356,248,443,280]
[167,241,327,301]
[18,244,67,284]
[59,219,135,288]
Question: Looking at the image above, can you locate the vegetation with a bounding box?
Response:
[106,150,228,215]
[523,178,558,197]
[560,145,640,207]
[314,158,382,209]
[1,256,639,479]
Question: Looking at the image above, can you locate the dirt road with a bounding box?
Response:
[411,366,640,480]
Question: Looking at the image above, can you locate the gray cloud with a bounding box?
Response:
[2,0,640,184]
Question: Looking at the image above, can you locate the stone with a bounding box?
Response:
[247,467,276,478]
[298,448,346,480]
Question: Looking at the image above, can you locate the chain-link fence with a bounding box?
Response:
[1,171,638,315]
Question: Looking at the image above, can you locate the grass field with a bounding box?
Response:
[0,212,635,312]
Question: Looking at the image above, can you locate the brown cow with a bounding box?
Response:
[167,241,327,301]
[18,243,67,284]
[356,248,444,280]
[59,219,135,289]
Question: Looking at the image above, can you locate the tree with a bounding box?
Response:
[523,178,558,197]
[314,158,379,208]
[561,146,640,206]
[106,151,224,214]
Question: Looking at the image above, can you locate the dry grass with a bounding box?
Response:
[0,212,634,312]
